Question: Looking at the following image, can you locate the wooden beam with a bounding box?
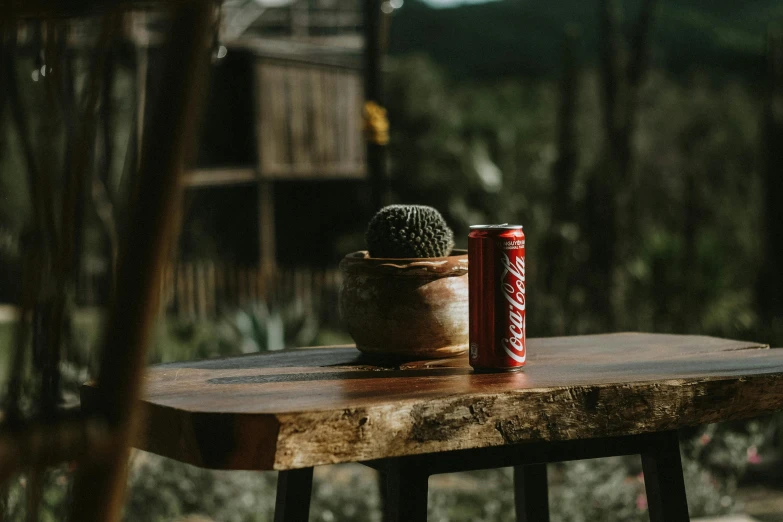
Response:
[183,167,257,187]
[260,164,366,179]
[258,180,276,276]
[8,1,192,20]
[135,23,148,164]
[251,53,276,278]
[363,0,388,211]
[237,40,362,70]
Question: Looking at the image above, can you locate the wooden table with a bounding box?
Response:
[83,333,783,521]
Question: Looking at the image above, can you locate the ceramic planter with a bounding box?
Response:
[339,249,468,360]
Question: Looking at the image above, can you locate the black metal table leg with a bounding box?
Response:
[274,467,314,522]
[378,470,390,522]
[641,431,690,522]
[384,459,429,522]
[363,430,692,522]
[514,464,550,522]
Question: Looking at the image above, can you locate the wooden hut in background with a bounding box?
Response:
[128,0,380,317]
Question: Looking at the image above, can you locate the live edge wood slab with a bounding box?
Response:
[81,333,783,472]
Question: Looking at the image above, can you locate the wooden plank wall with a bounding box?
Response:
[256,60,365,179]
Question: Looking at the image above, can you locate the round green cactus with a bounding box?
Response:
[366,204,455,258]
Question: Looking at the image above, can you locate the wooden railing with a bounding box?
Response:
[78,261,344,323]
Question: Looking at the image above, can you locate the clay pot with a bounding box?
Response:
[339,249,468,360]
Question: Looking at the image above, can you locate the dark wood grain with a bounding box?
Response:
[82,333,783,470]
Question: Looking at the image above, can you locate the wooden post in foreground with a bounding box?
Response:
[67,3,213,521]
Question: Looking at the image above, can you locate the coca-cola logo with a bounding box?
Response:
[500,251,526,362]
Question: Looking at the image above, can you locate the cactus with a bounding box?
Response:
[366,205,454,258]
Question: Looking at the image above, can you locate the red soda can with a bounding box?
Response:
[468,224,526,371]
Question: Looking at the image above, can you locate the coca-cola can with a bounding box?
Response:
[468,224,526,372]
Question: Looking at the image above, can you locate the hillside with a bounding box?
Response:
[389,0,783,79]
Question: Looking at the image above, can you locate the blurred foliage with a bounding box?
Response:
[386,56,768,342]
[380,53,782,519]
[124,455,277,522]
[161,299,325,359]
[230,301,321,352]
[2,467,74,522]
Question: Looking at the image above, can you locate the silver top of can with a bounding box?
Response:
[469,224,524,229]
